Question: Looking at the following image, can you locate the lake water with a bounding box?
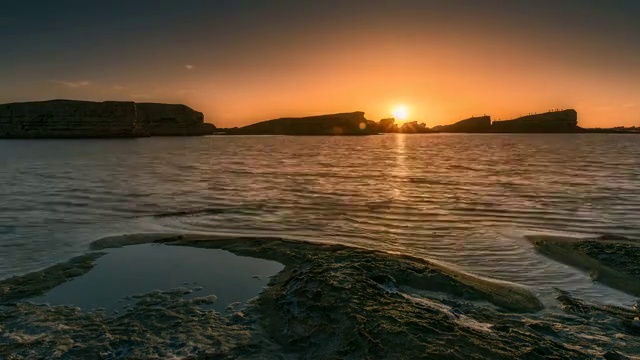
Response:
[1,134,639,305]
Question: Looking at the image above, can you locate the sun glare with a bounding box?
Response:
[392,105,409,121]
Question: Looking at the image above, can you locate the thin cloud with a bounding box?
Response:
[50,80,91,88]
[112,84,125,90]
[176,89,195,95]
[184,64,194,70]
[623,103,636,108]
[130,94,150,100]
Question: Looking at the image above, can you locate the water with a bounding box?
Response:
[29,244,283,313]
[1,134,639,305]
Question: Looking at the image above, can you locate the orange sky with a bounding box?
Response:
[2,1,639,128]
[131,30,639,128]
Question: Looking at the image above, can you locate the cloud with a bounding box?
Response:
[184,64,194,70]
[130,94,151,100]
[50,80,91,88]
[623,103,636,108]
[176,88,195,95]
[112,84,125,90]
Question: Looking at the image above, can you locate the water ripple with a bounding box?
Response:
[0,134,639,306]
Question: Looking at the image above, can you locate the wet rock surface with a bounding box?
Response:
[0,252,105,303]
[1,235,639,359]
[528,235,640,297]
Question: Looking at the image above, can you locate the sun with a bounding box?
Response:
[392,105,409,121]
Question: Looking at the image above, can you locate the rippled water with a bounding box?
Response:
[1,134,639,305]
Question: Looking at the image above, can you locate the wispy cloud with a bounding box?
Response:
[112,84,125,91]
[623,103,636,108]
[176,88,195,95]
[50,80,91,88]
[184,64,194,70]
[130,94,150,100]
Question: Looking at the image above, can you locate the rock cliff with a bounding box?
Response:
[135,103,214,136]
[0,100,140,138]
[229,112,377,135]
[491,109,578,133]
[0,100,215,138]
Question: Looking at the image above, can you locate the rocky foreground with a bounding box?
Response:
[0,100,216,138]
[1,234,638,359]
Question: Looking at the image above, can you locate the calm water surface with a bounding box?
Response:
[1,134,639,305]
[30,244,283,312]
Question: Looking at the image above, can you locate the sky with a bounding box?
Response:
[1,0,639,128]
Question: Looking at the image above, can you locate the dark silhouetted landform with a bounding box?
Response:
[223,112,379,135]
[0,100,216,138]
[431,110,578,133]
[579,126,640,133]
[219,113,438,135]
[221,108,633,135]
[1,100,637,138]
[491,109,578,133]
[136,102,216,136]
[431,116,492,133]
[380,109,636,134]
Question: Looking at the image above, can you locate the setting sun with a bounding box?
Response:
[392,105,410,121]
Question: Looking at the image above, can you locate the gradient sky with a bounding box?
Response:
[1,0,639,128]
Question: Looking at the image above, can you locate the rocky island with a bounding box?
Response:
[223,112,379,135]
[0,100,216,138]
[491,109,578,133]
[428,111,579,133]
[432,116,492,133]
[220,109,592,135]
[222,114,437,135]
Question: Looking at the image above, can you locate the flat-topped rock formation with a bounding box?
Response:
[491,109,578,133]
[228,112,378,135]
[0,100,140,138]
[432,116,492,133]
[135,103,215,136]
[0,100,216,138]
